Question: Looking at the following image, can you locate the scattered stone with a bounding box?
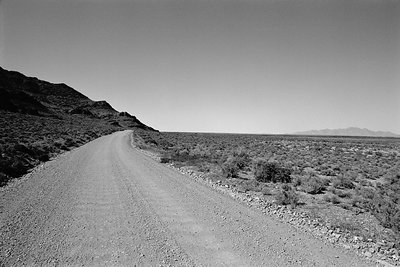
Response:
[149,149,400,266]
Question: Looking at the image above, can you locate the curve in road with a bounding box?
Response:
[0,130,375,266]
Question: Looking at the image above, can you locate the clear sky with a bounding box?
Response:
[1,0,399,134]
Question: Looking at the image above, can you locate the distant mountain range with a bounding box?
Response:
[293,127,400,138]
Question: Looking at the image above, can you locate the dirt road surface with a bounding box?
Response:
[0,130,375,266]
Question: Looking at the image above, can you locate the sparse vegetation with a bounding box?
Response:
[0,67,155,186]
[222,157,240,178]
[275,184,299,207]
[222,151,251,178]
[254,160,291,183]
[358,174,400,237]
[332,175,355,189]
[299,174,327,194]
[0,111,118,185]
[134,130,400,246]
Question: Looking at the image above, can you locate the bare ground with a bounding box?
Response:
[0,130,376,266]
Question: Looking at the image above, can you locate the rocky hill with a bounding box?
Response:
[294,127,400,138]
[0,66,156,186]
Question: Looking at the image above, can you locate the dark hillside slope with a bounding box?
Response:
[0,67,156,186]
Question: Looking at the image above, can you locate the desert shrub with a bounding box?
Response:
[0,172,9,186]
[64,138,76,148]
[221,151,251,177]
[13,143,34,156]
[231,150,251,170]
[339,202,352,210]
[332,189,352,198]
[240,180,261,192]
[344,170,358,181]
[357,186,375,200]
[368,194,400,233]
[160,157,170,163]
[54,140,63,148]
[358,178,371,186]
[275,184,299,207]
[10,159,31,177]
[198,163,211,172]
[350,195,366,208]
[0,157,30,178]
[189,144,212,158]
[320,168,335,176]
[0,158,12,174]
[221,152,251,178]
[330,220,360,233]
[254,160,291,183]
[323,193,341,204]
[60,145,69,151]
[332,175,355,189]
[292,175,302,187]
[222,157,240,178]
[369,176,400,234]
[261,186,272,195]
[160,153,171,163]
[38,153,49,162]
[162,147,211,167]
[354,174,400,235]
[300,175,327,194]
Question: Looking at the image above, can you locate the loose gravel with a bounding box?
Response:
[0,130,378,266]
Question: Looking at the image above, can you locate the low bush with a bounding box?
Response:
[254,160,291,183]
[332,189,352,198]
[0,172,9,186]
[38,153,50,162]
[0,157,31,178]
[339,202,352,210]
[220,152,251,178]
[198,163,211,172]
[350,195,366,208]
[13,143,34,156]
[275,184,299,207]
[368,194,400,233]
[231,151,251,170]
[160,153,171,163]
[300,175,327,194]
[355,174,400,236]
[261,186,272,195]
[292,175,302,187]
[240,180,261,192]
[64,138,76,148]
[11,159,31,177]
[323,193,341,204]
[222,157,240,178]
[332,175,355,189]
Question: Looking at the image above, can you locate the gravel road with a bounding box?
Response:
[0,130,375,266]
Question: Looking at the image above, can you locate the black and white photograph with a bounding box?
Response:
[0,0,399,266]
